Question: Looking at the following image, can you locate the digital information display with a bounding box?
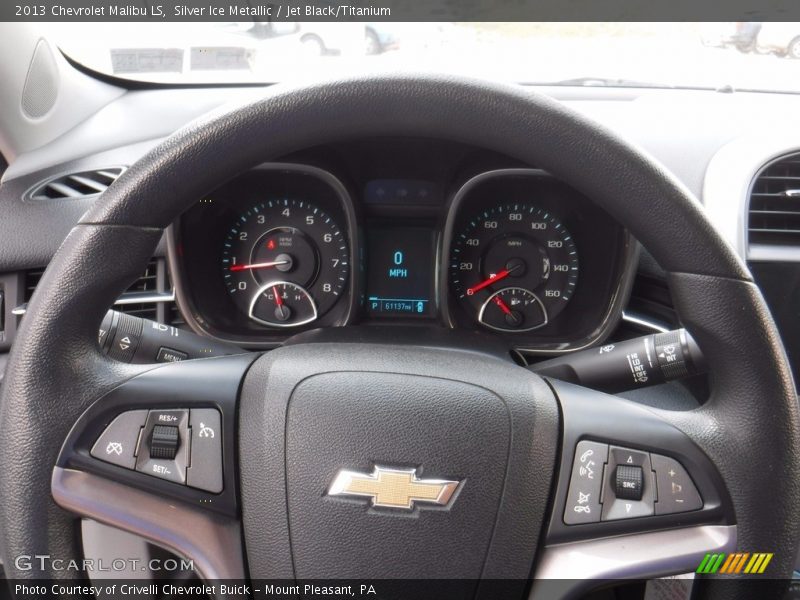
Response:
[366,227,435,317]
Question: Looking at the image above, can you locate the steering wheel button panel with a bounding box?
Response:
[563,440,608,524]
[135,409,189,484]
[90,409,148,470]
[652,453,703,515]
[186,408,223,493]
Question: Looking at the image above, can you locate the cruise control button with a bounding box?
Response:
[91,410,148,469]
[652,453,703,514]
[187,408,223,493]
[564,440,608,525]
[135,409,189,484]
[150,425,180,459]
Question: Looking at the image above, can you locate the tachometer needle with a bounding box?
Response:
[466,264,521,295]
[230,259,289,272]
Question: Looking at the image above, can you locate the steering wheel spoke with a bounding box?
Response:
[51,354,255,583]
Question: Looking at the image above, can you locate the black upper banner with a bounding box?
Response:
[4,0,800,22]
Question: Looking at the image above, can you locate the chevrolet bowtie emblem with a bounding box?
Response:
[327,466,460,510]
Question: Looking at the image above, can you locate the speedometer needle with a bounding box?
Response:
[466,264,521,295]
[230,259,289,272]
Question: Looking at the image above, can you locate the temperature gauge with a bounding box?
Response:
[249,281,318,328]
[478,287,548,333]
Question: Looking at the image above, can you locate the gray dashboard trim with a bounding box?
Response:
[703,136,800,262]
[622,310,670,333]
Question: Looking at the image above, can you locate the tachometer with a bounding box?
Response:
[222,198,349,327]
[449,203,578,332]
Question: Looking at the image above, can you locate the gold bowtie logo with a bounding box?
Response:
[327,466,460,510]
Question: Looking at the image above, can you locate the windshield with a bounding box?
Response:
[51,22,800,92]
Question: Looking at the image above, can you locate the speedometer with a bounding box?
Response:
[222,198,349,328]
[449,203,578,333]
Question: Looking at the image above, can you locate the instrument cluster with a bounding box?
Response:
[169,157,635,352]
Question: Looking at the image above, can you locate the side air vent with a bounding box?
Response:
[27,167,125,201]
[19,258,181,325]
[748,152,800,247]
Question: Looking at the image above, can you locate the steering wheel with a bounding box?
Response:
[2,75,798,600]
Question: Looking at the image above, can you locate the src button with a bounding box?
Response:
[615,465,644,501]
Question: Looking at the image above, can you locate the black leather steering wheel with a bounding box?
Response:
[1,74,798,600]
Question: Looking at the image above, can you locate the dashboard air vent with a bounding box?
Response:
[22,258,181,325]
[27,167,125,201]
[749,152,800,246]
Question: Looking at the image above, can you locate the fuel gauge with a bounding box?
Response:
[248,281,318,328]
[478,287,548,333]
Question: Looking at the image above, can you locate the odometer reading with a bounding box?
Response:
[449,203,578,332]
[222,198,349,328]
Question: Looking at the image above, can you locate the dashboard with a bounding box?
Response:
[3,85,800,365]
[169,139,635,351]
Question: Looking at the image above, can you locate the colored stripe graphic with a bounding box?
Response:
[696,554,713,573]
[697,553,727,574]
[720,553,736,573]
[718,553,749,574]
[744,553,773,574]
[733,553,750,573]
[698,552,773,574]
